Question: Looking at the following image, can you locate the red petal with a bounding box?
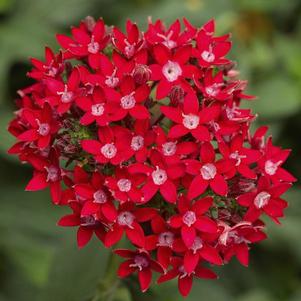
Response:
[77,227,93,248]
[200,142,215,163]
[178,275,193,297]
[160,180,177,203]
[194,216,217,233]
[104,225,123,247]
[130,105,150,119]
[81,140,102,155]
[210,174,228,196]
[181,225,196,248]
[57,214,80,226]
[118,260,136,277]
[199,245,223,265]
[184,251,199,274]
[25,173,48,191]
[235,243,249,267]
[187,175,208,199]
[138,269,152,292]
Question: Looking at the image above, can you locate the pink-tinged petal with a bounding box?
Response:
[81,140,102,155]
[135,85,150,102]
[130,105,150,119]
[192,196,213,215]
[168,215,183,228]
[184,251,199,274]
[18,129,39,142]
[194,216,217,233]
[135,208,158,222]
[181,225,196,248]
[142,181,158,202]
[25,173,48,191]
[160,106,182,123]
[183,93,199,114]
[237,192,255,207]
[118,260,136,277]
[269,183,292,197]
[199,245,223,265]
[160,180,177,203]
[174,45,191,64]
[101,202,118,222]
[80,113,95,125]
[77,227,93,248]
[57,214,80,226]
[168,124,189,138]
[126,223,145,247]
[114,249,136,258]
[200,142,215,163]
[104,225,123,247]
[178,275,193,297]
[210,174,228,196]
[138,269,152,292]
[157,247,172,270]
[195,267,217,279]
[50,181,61,204]
[153,44,170,64]
[237,164,257,179]
[156,80,172,100]
[199,105,221,123]
[191,126,210,141]
[188,175,208,199]
[235,243,249,267]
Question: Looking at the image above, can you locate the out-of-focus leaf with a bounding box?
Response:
[236,289,273,301]
[41,237,109,301]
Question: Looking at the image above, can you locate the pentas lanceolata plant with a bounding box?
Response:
[8,17,296,297]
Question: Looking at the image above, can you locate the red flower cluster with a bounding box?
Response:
[8,17,296,297]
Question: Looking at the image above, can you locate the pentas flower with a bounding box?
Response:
[168,196,217,248]
[158,257,217,297]
[161,92,220,141]
[8,17,296,297]
[186,142,229,198]
[18,103,59,149]
[237,176,291,223]
[150,44,198,99]
[81,126,132,165]
[115,249,164,292]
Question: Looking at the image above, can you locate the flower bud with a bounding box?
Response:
[169,85,185,106]
[133,64,151,85]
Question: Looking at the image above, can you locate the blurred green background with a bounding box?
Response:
[0,0,300,300]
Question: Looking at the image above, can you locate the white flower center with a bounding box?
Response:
[201,50,215,63]
[229,151,246,166]
[162,60,182,82]
[124,43,135,58]
[162,141,177,156]
[105,75,119,88]
[117,178,132,192]
[88,36,100,54]
[131,135,144,151]
[158,231,174,247]
[190,236,203,253]
[38,122,50,136]
[58,85,74,103]
[265,160,281,176]
[120,93,136,109]
[117,211,135,228]
[130,255,149,271]
[205,83,222,97]
[182,114,200,129]
[45,165,59,182]
[91,103,105,116]
[200,163,217,180]
[152,167,167,185]
[254,191,271,209]
[93,189,107,203]
[101,143,117,159]
[182,211,196,227]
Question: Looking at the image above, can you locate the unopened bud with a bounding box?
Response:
[133,64,151,85]
[169,85,185,106]
[84,16,96,32]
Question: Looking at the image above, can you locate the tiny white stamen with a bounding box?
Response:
[265,160,282,176]
[162,60,182,82]
[190,236,203,253]
[91,103,104,116]
[117,178,132,192]
[182,114,200,130]
[201,50,215,63]
[131,135,144,151]
[152,167,167,185]
[229,151,247,166]
[101,143,117,159]
[45,165,60,182]
[120,93,136,109]
[93,189,107,203]
[130,255,149,271]
[200,163,217,180]
[37,122,50,136]
[117,211,135,228]
[157,231,174,247]
[182,211,196,227]
[162,141,177,156]
[58,85,74,103]
[88,36,100,54]
[254,191,271,209]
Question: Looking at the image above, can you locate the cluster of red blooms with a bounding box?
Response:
[8,17,296,297]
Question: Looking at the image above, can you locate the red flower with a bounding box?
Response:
[57,18,109,68]
[45,68,81,114]
[186,142,229,198]
[161,92,220,141]
[158,257,217,297]
[104,76,150,120]
[17,103,59,149]
[150,44,198,99]
[237,176,291,223]
[169,195,217,248]
[81,126,132,165]
[115,249,164,292]
[104,203,157,247]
